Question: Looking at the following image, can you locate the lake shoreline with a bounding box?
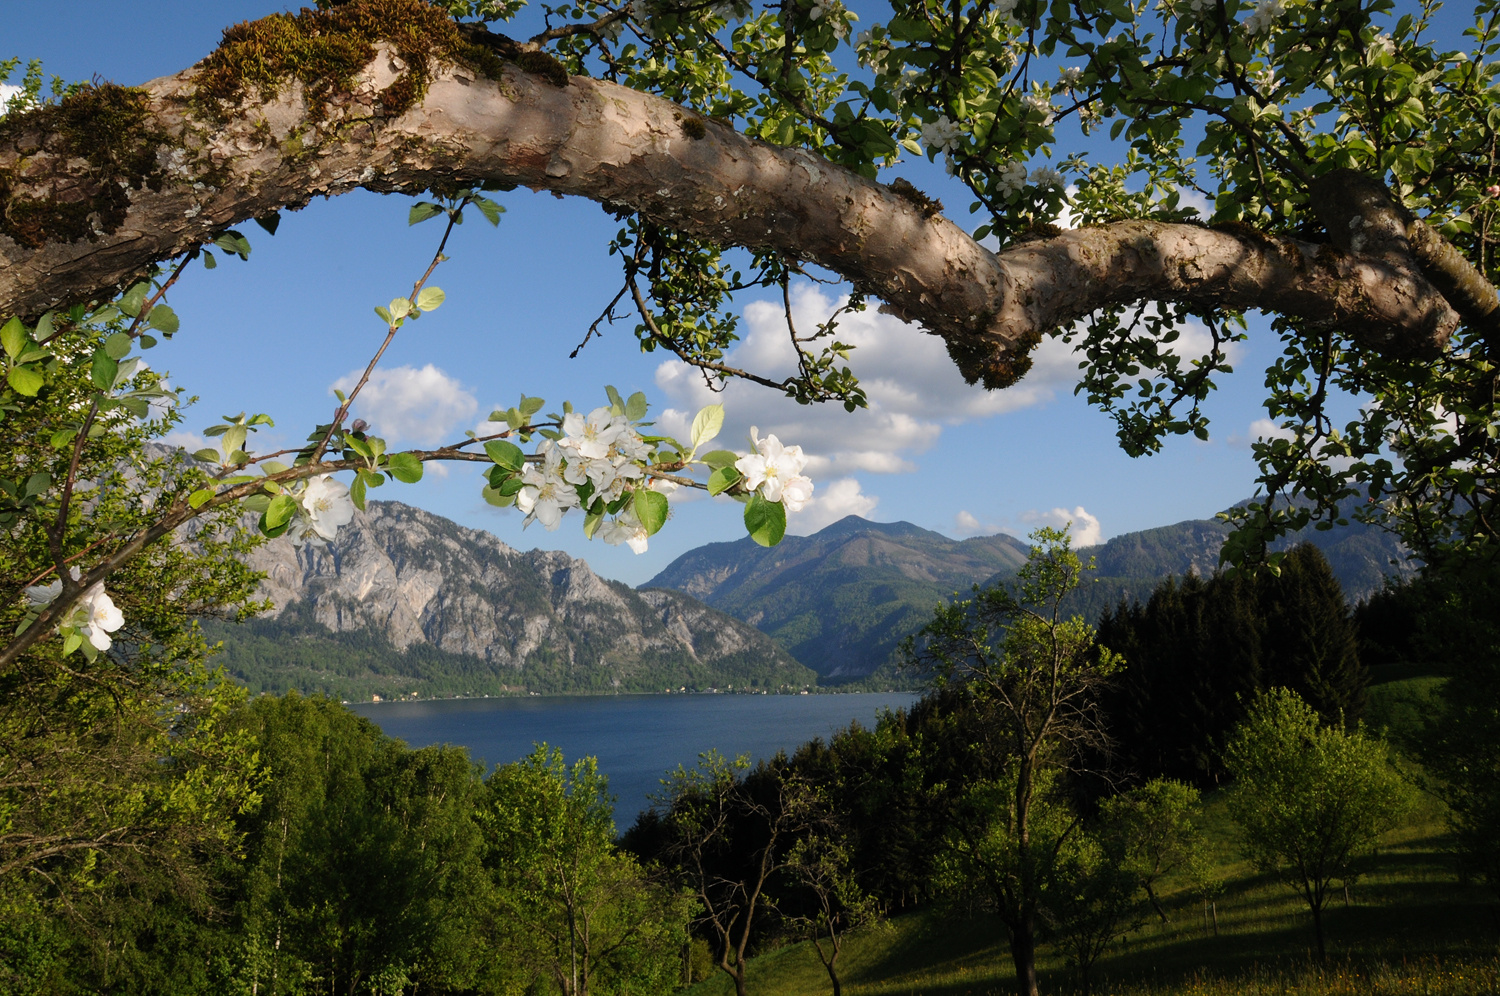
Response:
[351,691,921,819]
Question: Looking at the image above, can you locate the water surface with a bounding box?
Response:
[352,692,918,824]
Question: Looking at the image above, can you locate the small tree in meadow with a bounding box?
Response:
[1224,687,1411,960]
[908,526,1123,996]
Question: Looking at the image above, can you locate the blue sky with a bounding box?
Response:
[6,1,1365,585]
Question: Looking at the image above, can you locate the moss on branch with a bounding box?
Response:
[0,83,169,248]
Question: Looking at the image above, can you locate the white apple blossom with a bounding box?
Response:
[294,475,355,548]
[517,449,580,530]
[891,68,923,97]
[1243,0,1284,35]
[1031,166,1064,189]
[920,115,964,155]
[24,567,124,652]
[735,427,814,506]
[73,586,125,651]
[25,569,70,610]
[996,161,1028,197]
[561,407,627,460]
[1059,66,1084,89]
[1022,92,1055,126]
[779,473,814,513]
[1369,33,1395,58]
[601,508,651,554]
[993,0,1019,26]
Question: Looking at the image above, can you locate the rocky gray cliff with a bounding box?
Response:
[212,501,814,697]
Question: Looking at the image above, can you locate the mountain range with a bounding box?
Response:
[645,505,1414,680]
[204,501,815,700]
[203,495,1414,696]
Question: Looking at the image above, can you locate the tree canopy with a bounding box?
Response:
[3,0,1499,597]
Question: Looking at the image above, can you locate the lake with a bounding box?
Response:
[351,692,918,824]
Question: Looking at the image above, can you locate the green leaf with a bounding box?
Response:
[485,439,525,471]
[1,317,25,360]
[6,364,43,397]
[408,201,444,225]
[744,494,787,547]
[33,312,54,343]
[415,286,445,312]
[49,429,76,449]
[634,488,669,536]
[223,424,247,457]
[213,231,252,258]
[120,283,149,318]
[374,305,393,324]
[63,631,83,657]
[605,385,625,414]
[350,474,367,510]
[202,250,217,269]
[192,448,220,462]
[691,404,724,448]
[497,475,525,497]
[386,452,424,483]
[625,390,649,422]
[188,487,216,509]
[263,493,298,531]
[700,449,740,469]
[475,196,505,225]
[104,332,133,360]
[241,493,272,514]
[707,465,741,496]
[138,334,158,349]
[481,485,515,507]
[582,506,604,539]
[254,212,281,235]
[23,472,50,497]
[519,395,546,417]
[90,350,118,391]
[147,304,180,335]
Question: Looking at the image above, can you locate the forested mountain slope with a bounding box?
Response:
[644,517,1032,678]
[647,507,1412,679]
[205,501,813,698]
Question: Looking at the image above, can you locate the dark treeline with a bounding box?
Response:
[1092,543,1367,788]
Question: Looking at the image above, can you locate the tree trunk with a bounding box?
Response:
[1311,901,1327,962]
[1145,882,1170,923]
[0,1,1463,383]
[1009,921,1041,996]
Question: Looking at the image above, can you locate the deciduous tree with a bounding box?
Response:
[907,527,1122,996]
[1224,686,1411,960]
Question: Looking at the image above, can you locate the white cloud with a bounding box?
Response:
[787,477,878,535]
[0,85,22,116]
[1016,505,1103,547]
[330,364,478,447]
[654,283,1084,483]
[1228,417,1294,449]
[953,509,1004,538]
[161,429,208,453]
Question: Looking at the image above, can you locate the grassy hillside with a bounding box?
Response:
[682,697,1495,996]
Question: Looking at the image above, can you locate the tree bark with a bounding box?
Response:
[0,16,1462,388]
[1009,918,1040,996]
